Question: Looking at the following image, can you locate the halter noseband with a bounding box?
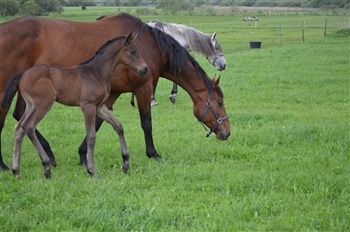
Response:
[207,53,224,67]
[198,89,229,138]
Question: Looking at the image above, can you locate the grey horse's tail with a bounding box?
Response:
[1,72,23,110]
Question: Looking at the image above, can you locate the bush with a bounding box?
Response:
[0,0,20,17]
[20,0,63,16]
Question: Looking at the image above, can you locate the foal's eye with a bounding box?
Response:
[130,49,136,55]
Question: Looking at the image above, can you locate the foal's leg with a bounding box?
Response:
[12,123,26,178]
[169,83,178,104]
[12,93,56,167]
[78,94,120,166]
[81,104,98,178]
[97,104,130,173]
[21,101,52,178]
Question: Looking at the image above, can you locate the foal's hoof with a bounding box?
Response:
[44,172,51,179]
[87,170,99,178]
[50,159,57,167]
[169,94,176,104]
[122,164,129,173]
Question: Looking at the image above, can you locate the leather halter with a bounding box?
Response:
[207,53,224,67]
[197,85,229,138]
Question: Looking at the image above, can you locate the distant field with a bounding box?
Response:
[1,7,349,231]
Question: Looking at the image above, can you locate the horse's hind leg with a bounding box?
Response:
[169,83,178,104]
[0,106,10,171]
[12,93,57,167]
[97,104,130,173]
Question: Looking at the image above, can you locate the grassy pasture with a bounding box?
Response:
[1,7,349,231]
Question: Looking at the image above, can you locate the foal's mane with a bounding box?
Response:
[150,20,221,58]
[79,35,126,65]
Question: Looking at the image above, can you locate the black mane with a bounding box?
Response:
[146,24,224,98]
[79,36,126,65]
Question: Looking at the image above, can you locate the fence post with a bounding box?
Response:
[324,18,328,36]
[301,21,305,42]
[279,25,282,47]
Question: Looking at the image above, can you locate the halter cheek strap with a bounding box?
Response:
[198,94,229,138]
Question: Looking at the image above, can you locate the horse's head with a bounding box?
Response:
[119,31,148,77]
[207,32,227,71]
[195,75,230,140]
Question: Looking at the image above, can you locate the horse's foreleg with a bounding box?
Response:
[78,94,120,166]
[81,104,98,178]
[169,83,178,104]
[151,79,159,106]
[135,88,161,159]
[130,94,136,107]
[97,105,130,173]
[0,106,10,171]
[13,93,56,167]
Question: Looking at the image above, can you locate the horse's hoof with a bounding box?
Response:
[1,164,10,171]
[151,99,158,106]
[12,170,20,178]
[169,94,176,104]
[146,152,162,159]
[78,161,87,166]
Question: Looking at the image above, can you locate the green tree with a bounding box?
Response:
[0,0,20,17]
[20,0,63,16]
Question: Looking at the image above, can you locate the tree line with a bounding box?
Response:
[1,0,349,17]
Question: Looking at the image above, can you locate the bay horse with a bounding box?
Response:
[1,32,148,178]
[0,13,230,171]
[131,20,227,106]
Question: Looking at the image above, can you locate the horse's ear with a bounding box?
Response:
[212,75,221,89]
[211,32,217,40]
[125,31,138,46]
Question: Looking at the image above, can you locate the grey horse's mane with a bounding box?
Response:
[148,20,220,58]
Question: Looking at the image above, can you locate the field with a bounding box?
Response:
[1,7,349,231]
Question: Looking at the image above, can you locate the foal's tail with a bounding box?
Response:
[1,72,23,110]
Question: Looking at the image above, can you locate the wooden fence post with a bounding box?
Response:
[324,18,328,36]
[301,21,305,42]
[279,25,282,47]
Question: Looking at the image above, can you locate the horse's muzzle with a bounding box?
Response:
[139,67,148,76]
[216,131,230,140]
[217,63,226,71]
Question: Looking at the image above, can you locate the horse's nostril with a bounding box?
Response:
[139,67,148,76]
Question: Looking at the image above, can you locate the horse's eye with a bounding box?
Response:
[130,49,136,55]
[218,101,224,106]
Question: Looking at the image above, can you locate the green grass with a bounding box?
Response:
[1,7,349,231]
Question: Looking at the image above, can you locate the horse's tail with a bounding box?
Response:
[1,72,23,110]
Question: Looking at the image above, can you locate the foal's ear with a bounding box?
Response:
[211,32,217,40]
[125,31,138,46]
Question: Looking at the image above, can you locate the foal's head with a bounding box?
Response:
[118,31,148,77]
